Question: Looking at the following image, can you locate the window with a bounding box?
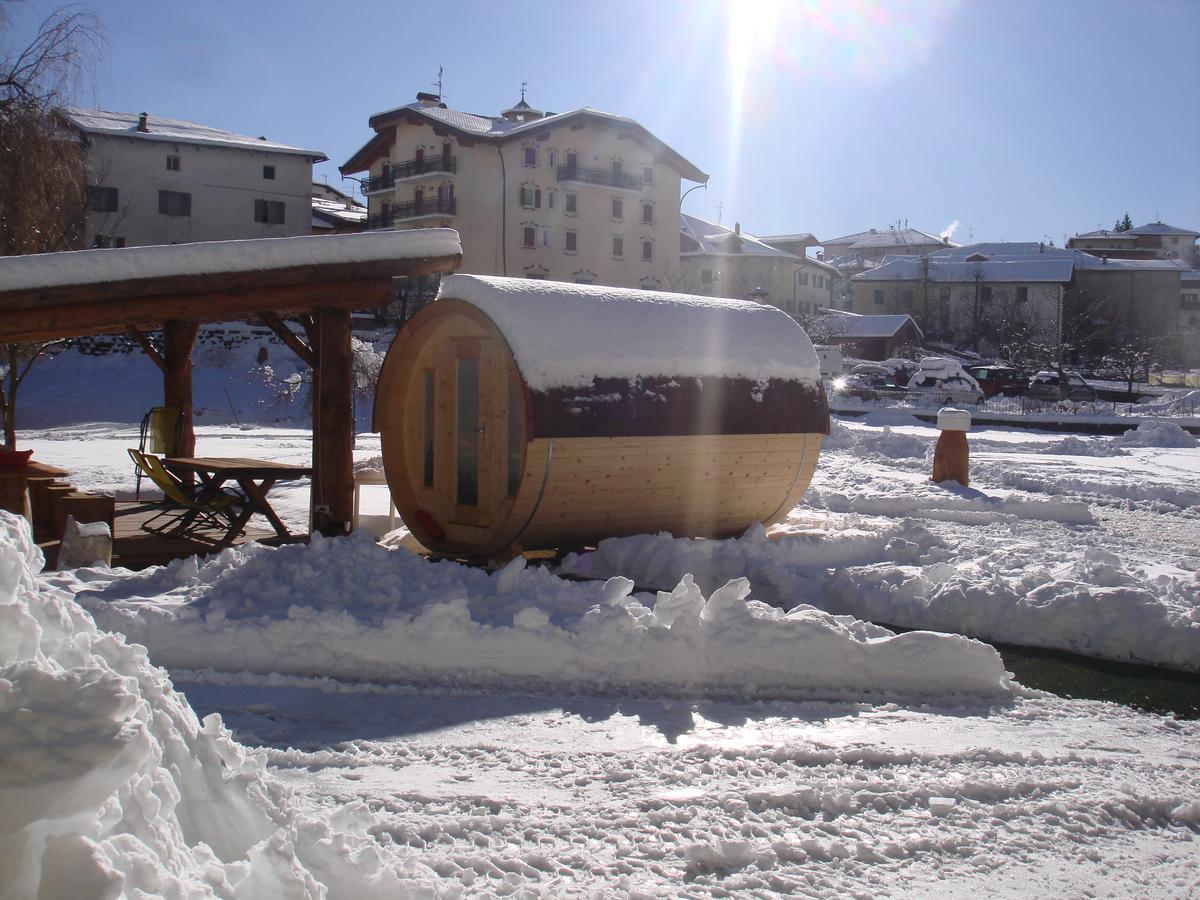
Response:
[564,192,577,214]
[564,230,578,253]
[801,272,809,286]
[542,228,550,247]
[612,236,624,258]
[456,357,480,506]
[701,269,713,284]
[523,146,537,167]
[873,289,885,307]
[548,150,557,169]
[611,197,623,219]
[547,190,555,209]
[262,165,276,180]
[643,166,654,185]
[422,370,435,487]
[641,240,653,261]
[611,160,623,183]
[254,199,286,224]
[1016,286,1029,303]
[981,286,993,303]
[642,203,654,224]
[523,226,536,249]
[507,378,522,497]
[158,190,191,216]
[87,185,118,212]
[166,154,181,171]
[519,186,541,208]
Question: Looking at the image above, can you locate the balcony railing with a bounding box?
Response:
[362,155,457,193]
[556,163,643,191]
[365,196,456,230]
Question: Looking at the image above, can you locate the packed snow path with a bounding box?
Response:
[184,677,1200,897]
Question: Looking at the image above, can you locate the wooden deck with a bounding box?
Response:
[38,500,306,570]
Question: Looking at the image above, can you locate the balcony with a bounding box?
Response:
[362,155,457,193]
[365,196,456,230]
[557,163,642,192]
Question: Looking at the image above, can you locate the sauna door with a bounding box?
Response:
[446,338,502,527]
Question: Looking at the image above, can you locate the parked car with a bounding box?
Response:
[967,365,1032,398]
[832,369,895,400]
[1027,370,1098,402]
[906,357,985,405]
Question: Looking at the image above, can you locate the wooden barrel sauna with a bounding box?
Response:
[374,274,828,557]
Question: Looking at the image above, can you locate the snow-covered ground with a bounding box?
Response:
[6,341,1200,895]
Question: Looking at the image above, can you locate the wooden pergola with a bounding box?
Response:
[0,230,461,536]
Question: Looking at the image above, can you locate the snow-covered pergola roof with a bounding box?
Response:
[0,230,461,343]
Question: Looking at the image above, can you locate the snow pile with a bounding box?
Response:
[1114,420,1198,448]
[0,512,442,897]
[438,274,821,389]
[51,530,1013,699]
[562,525,1200,671]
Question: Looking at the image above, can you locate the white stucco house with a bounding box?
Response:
[340,90,707,292]
[58,108,326,248]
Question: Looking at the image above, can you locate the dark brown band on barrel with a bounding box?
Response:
[530,376,828,439]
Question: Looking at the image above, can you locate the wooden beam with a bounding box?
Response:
[259,312,316,368]
[310,306,355,537]
[127,325,165,372]
[0,276,406,344]
[162,320,198,463]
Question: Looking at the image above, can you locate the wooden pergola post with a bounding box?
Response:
[308,307,354,536]
[162,320,198,458]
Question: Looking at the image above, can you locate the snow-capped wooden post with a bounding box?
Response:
[307,307,355,537]
[932,407,971,486]
[375,274,830,558]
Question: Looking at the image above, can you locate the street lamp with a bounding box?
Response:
[680,179,709,211]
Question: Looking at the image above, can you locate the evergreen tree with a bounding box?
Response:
[1114,212,1134,233]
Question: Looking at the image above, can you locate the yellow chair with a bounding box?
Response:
[135,407,184,500]
[128,449,242,538]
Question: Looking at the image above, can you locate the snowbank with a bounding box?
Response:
[1114,420,1198,448]
[50,531,1013,700]
[562,524,1200,672]
[0,512,443,898]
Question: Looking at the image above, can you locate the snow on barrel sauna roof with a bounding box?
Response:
[0,229,462,293]
[438,274,821,391]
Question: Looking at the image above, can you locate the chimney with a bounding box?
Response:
[734,222,741,236]
[137,112,149,133]
[415,91,440,106]
[1039,241,1044,253]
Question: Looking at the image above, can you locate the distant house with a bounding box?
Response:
[679,215,837,319]
[58,108,326,248]
[1068,222,1199,268]
[819,311,923,361]
[1178,270,1200,365]
[851,242,1188,358]
[820,226,956,270]
[340,89,706,290]
[311,182,366,234]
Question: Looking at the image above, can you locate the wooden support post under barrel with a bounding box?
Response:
[308,306,354,536]
[932,407,971,486]
[162,320,198,474]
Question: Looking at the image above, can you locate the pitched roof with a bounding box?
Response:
[821,311,923,340]
[58,107,326,160]
[822,227,955,250]
[679,215,839,274]
[1126,222,1200,237]
[1072,229,1138,240]
[344,101,706,182]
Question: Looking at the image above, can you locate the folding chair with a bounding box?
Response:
[135,407,184,501]
[129,449,243,538]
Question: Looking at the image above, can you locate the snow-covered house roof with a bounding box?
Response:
[1182,270,1200,286]
[823,227,956,251]
[821,311,922,340]
[58,107,326,160]
[680,216,838,275]
[1072,229,1139,241]
[343,99,706,183]
[854,256,1076,283]
[1126,222,1200,237]
[311,196,367,230]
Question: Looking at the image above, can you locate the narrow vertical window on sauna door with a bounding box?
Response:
[456,355,480,506]
[422,370,435,488]
[507,375,522,496]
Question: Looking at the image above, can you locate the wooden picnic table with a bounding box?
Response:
[164,457,312,544]
[0,461,70,518]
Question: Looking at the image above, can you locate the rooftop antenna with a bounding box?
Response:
[716,200,724,225]
[432,65,444,102]
[520,81,527,102]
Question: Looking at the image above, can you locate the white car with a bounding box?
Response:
[905,357,984,405]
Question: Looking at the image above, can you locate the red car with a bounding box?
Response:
[967,365,1031,398]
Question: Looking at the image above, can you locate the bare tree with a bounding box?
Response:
[0,6,104,447]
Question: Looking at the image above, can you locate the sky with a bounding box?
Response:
[5,0,1199,246]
